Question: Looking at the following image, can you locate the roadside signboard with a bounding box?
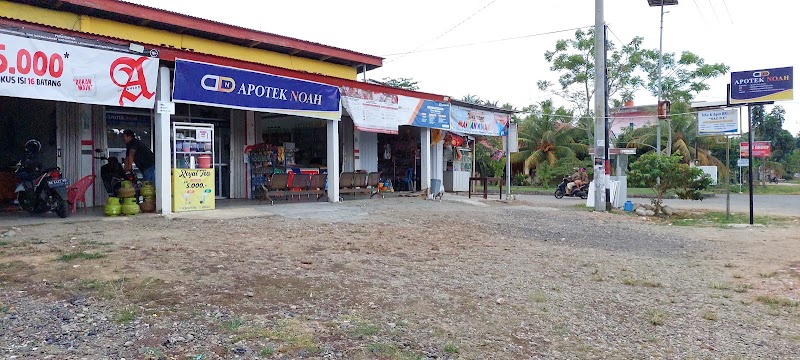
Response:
[730,67,793,104]
[697,108,740,136]
[740,141,771,158]
[737,158,749,167]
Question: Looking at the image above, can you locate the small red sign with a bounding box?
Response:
[740,141,771,158]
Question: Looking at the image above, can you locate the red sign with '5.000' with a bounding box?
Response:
[740,141,771,158]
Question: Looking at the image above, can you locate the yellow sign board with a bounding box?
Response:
[172,168,215,212]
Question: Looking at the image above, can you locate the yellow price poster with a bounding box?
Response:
[172,168,215,212]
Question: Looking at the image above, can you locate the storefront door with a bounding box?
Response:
[214,125,231,199]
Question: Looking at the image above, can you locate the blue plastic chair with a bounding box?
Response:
[403,168,414,191]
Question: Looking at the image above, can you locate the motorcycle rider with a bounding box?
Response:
[566,167,580,194]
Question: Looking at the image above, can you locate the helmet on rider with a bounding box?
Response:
[24,139,41,154]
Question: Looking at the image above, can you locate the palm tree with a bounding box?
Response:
[512,100,588,175]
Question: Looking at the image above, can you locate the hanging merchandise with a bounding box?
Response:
[449,133,464,147]
[431,129,444,144]
[383,144,392,160]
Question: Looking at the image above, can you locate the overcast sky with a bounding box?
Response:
[129,0,800,135]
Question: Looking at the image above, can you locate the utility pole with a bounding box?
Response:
[594,0,606,211]
[657,2,665,157]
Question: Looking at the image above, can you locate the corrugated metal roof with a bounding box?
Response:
[10,0,384,71]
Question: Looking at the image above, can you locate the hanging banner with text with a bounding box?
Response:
[341,86,450,133]
[740,141,771,158]
[173,59,341,121]
[450,105,511,136]
[730,66,793,104]
[697,108,740,136]
[0,28,159,108]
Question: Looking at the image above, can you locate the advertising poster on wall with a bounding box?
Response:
[173,59,341,121]
[172,168,215,212]
[0,26,160,108]
[449,105,510,136]
[341,86,450,134]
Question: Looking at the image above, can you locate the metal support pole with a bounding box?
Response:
[726,136,730,221]
[593,0,606,211]
[656,2,664,158]
[505,126,511,200]
[604,24,611,208]
[747,105,754,225]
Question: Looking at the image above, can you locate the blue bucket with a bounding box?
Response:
[623,200,634,212]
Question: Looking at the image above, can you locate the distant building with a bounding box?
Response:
[609,102,657,138]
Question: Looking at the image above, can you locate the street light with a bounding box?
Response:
[646,0,678,157]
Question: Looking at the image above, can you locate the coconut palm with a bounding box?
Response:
[512,100,589,175]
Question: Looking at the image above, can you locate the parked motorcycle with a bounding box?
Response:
[554,177,588,200]
[14,139,70,218]
[94,149,140,200]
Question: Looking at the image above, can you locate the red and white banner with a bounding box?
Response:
[0,31,159,108]
[740,141,771,158]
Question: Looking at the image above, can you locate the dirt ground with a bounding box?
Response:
[1,197,799,359]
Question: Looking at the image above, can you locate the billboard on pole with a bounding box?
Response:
[697,108,740,136]
[730,67,793,104]
[740,141,771,158]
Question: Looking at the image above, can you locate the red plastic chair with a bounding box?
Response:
[67,175,95,213]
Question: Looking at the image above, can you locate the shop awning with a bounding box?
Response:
[340,85,451,134]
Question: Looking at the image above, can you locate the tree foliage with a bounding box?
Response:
[627,153,710,214]
[511,100,588,176]
[538,28,644,117]
[380,77,419,91]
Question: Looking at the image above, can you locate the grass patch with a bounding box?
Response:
[756,295,800,308]
[366,343,422,360]
[530,291,548,303]
[646,308,668,326]
[724,263,735,268]
[622,277,662,288]
[80,240,113,246]
[702,310,718,321]
[734,284,753,293]
[238,319,321,354]
[222,317,244,332]
[669,211,791,227]
[56,251,105,262]
[759,271,778,278]
[77,277,165,303]
[443,343,460,354]
[591,274,605,282]
[709,282,732,290]
[259,346,274,356]
[722,184,800,195]
[115,307,136,323]
[0,241,10,247]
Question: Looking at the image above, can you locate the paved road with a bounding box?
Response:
[516,193,800,217]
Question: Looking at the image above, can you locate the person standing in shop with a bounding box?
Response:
[122,129,156,183]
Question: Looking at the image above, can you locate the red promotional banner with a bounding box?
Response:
[0,28,159,108]
[740,141,771,158]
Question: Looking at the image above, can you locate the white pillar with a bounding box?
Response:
[154,66,172,214]
[420,127,431,197]
[431,138,444,196]
[326,120,340,202]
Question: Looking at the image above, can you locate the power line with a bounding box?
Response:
[706,0,721,24]
[387,0,498,63]
[606,25,624,45]
[719,0,735,24]
[382,25,592,57]
[691,0,706,22]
